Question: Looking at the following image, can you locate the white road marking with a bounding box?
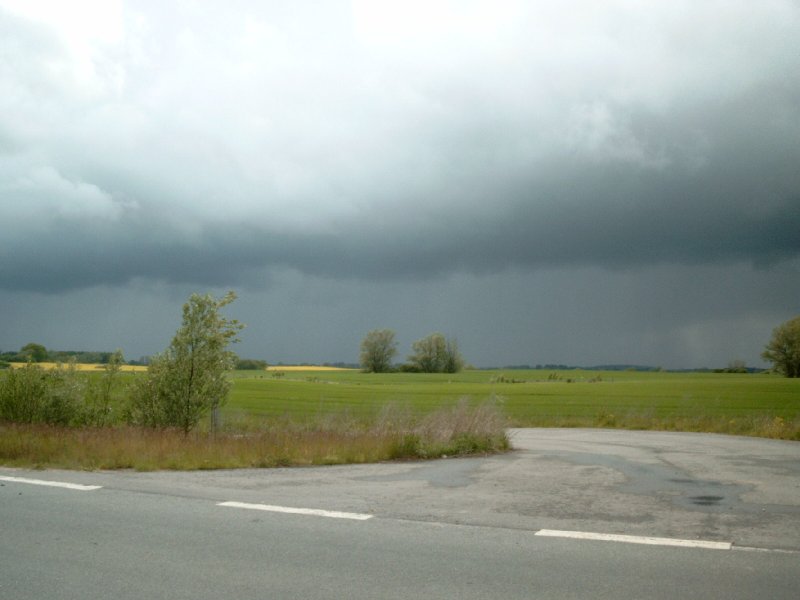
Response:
[733,546,799,554]
[218,501,373,521]
[535,529,732,550]
[0,475,102,491]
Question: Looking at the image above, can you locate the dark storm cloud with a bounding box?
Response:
[3,182,798,294]
[1,1,799,294]
[3,122,799,294]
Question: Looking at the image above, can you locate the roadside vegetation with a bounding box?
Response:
[0,400,509,471]
[2,367,795,471]
[0,294,509,470]
[2,309,798,471]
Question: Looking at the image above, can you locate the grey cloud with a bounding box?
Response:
[1,1,799,295]
[3,182,798,294]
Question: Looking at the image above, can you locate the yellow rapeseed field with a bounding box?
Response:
[266,365,354,372]
[9,362,147,373]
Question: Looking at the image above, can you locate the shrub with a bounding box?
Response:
[0,362,85,426]
[407,333,465,373]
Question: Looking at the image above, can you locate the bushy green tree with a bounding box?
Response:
[360,329,397,373]
[0,361,85,425]
[20,342,48,363]
[442,337,465,373]
[127,292,243,432]
[408,333,446,373]
[0,363,49,423]
[762,315,800,378]
[407,333,464,373]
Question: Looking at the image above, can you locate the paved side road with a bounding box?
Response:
[2,428,798,550]
[503,428,800,550]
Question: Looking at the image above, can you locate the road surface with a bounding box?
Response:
[2,429,798,598]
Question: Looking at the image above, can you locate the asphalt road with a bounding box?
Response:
[2,429,799,599]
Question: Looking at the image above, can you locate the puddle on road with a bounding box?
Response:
[690,495,725,506]
[544,452,754,513]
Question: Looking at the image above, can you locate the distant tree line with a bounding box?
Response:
[1,346,268,373]
[359,329,465,373]
[0,344,120,366]
[235,358,268,370]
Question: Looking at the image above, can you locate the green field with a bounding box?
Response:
[225,369,800,439]
[3,368,797,471]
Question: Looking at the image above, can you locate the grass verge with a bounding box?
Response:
[0,399,510,471]
[516,412,800,440]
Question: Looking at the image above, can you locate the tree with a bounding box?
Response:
[236,358,268,370]
[762,315,800,378]
[360,329,397,372]
[408,333,446,373]
[442,337,465,374]
[128,292,244,432]
[407,333,464,373]
[20,342,48,363]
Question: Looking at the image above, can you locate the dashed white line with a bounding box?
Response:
[535,529,732,550]
[732,545,799,554]
[0,480,780,552]
[0,475,102,491]
[218,501,373,521]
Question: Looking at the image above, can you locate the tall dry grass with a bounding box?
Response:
[0,399,509,471]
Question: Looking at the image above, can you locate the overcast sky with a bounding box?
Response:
[2,0,799,368]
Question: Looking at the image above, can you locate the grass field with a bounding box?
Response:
[224,369,800,439]
[4,365,797,437]
[2,367,797,471]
